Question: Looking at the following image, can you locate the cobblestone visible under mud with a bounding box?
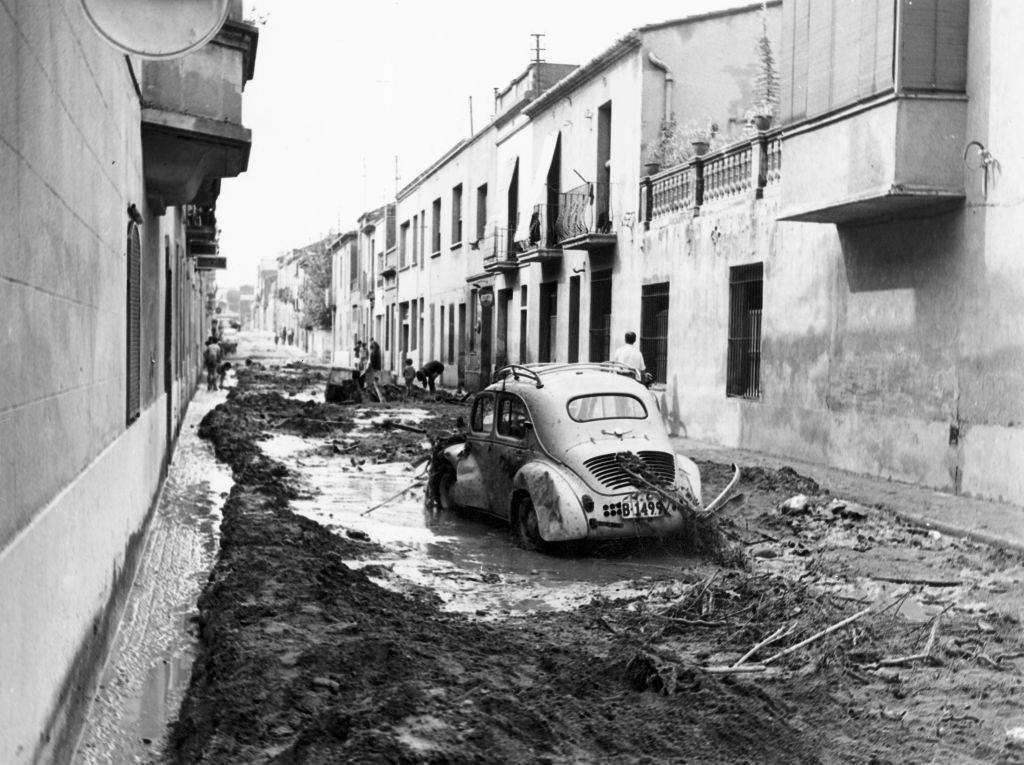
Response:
[168,365,1024,764]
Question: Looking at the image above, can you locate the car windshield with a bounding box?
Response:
[567,394,647,422]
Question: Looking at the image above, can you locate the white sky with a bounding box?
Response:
[216,0,752,288]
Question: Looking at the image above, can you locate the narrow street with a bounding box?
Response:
[157,362,1024,764]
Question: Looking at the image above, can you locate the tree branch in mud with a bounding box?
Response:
[761,606,873,665]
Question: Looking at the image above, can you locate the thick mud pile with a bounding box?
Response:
[169,366,1024,764]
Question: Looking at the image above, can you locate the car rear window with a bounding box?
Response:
[567,394,647,422]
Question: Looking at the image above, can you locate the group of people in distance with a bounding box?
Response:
[349,330,646,404]
[352,339,446,403]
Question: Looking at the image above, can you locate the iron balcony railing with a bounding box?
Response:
[640,128,783,224]
[527,203,559,249]
[555,181,615,242]
[481,226,518,268]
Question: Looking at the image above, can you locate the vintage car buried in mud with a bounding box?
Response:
[432,363,739,548]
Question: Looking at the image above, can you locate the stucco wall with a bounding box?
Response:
[0,2,209,760]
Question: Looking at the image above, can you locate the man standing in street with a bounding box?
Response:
[610,331,646,376]
[203,336,223,391]
[416,359,445,393]
[367,339,385,403]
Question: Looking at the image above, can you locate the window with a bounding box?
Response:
[518,285,528,363]
[568,275,580,363]
[349,243,358,290]
[468,290,477,353]
[411,214,418,264]
[431,198,442,254]
[727,263,763,399]
[448,303,455,363]
[471,393,495,433]
[589,270,612,362]
[429,303,435,359]
[451,184,463,245]
[640,282,670,384]
[567,394,647,422]
[126,222,141,425]
[476,183,488,241]
[420,209,426,267]
[538,282,557,363]
[497,394,531,439]
[399,221,410,268]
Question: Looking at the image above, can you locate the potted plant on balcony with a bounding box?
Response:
[746,1,779,131]
[681,118,719,156]
[645,115,685,175]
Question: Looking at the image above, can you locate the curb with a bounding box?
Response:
[875,505,1024,555]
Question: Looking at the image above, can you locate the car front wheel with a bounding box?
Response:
[432,463,458,513]
[514,493,546,551]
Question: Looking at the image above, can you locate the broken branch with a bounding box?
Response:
[360,478,427,516]
[762,606,872,665]
[733,622,797,667]
[701,664,767,674]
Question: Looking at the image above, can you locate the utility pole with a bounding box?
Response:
[394,155,400,198]
[468,95,474,136]
[530,33,546,91]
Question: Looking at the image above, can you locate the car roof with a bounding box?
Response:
[485,363,648,401]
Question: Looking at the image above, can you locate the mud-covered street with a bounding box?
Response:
[165,364,1024,764]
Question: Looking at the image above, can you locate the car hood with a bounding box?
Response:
[561,436,677,495]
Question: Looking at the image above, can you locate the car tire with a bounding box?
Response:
[514,493,547,552]
[432,463,458,513]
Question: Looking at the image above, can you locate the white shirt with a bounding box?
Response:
[611,343,646,372]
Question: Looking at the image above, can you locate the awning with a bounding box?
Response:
[513,130,560,243]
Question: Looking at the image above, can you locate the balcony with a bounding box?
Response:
[776,0,968,224]
[380,247,398,278]
[556,182,617,252]
[140,12,258,213]
[481,227,519,273]
[516,204,563,265]
[641,131,782,223]
[185,204,218,256]
[778,96,966,224]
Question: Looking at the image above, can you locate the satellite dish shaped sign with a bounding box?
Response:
[80,0,231,59]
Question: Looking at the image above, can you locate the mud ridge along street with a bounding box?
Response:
[164,364,1024,764]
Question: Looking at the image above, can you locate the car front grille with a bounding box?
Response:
[583,450,675,491]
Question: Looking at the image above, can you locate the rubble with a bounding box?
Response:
[168,364,1024,764]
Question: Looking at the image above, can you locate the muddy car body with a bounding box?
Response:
[435,363,730,547]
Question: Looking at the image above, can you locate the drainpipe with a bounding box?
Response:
[647,51,674,121]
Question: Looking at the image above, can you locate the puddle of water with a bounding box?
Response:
[73,390,233,764]
[261,431,706,617]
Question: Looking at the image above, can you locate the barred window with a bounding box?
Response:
[726,263,763,399]
[640,282,669,384]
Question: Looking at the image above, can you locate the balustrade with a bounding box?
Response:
[641,129,783,223]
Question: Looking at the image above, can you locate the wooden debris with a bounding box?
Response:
[733,622,797,667]
[701,664,768,675]
[762,606,873,665]
[360,478,427,516]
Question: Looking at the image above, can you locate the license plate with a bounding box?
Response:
[620,494,667,519]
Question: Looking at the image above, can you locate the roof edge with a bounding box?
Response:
[523,33,642,118]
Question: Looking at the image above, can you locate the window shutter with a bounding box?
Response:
[126,223,141,424]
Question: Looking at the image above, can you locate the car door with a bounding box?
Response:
[490,392,535,518]
[456,392,497,511]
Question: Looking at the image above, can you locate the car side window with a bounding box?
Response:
[470,393,495,433]
[497,394,531,440]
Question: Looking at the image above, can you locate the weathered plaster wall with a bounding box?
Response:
[0,3,205,760]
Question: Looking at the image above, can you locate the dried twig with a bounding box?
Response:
[762,606,872,665]
[733,622,797,667]
[701,664,768,674]
[360,478,427,516]
[869,575,962,587]
[865,612,944,669]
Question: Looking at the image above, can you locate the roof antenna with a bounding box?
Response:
[531,33,546,91]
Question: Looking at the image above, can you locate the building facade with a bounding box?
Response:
[330,0,1024,508]
[0,3,257,761]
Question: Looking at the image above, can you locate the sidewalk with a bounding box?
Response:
[672,436,1024,553]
